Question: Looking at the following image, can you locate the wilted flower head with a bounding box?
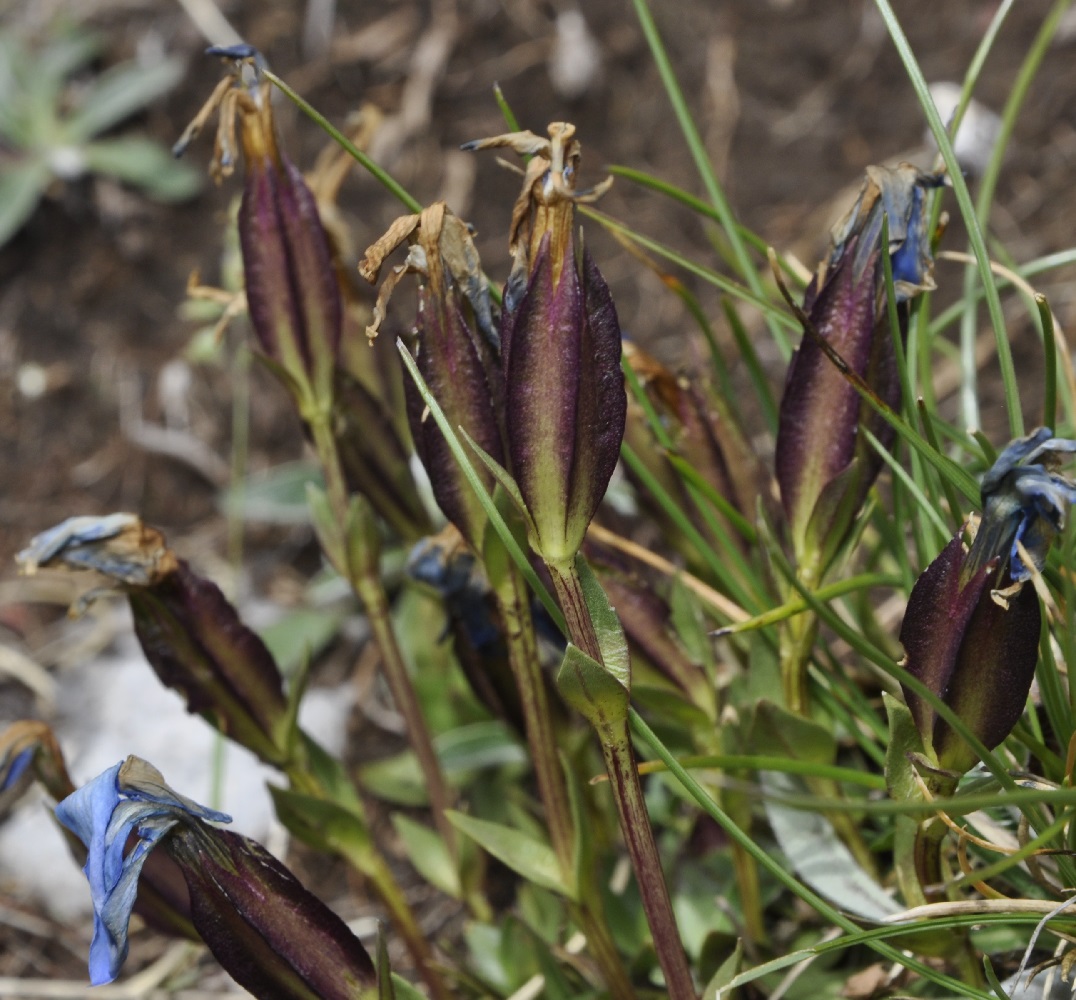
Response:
[776,164,939,577]
[964,427,1076,583]
[55,757,230,984]
[0,720,74,806]
[900,429,1076,775]
[57,757,378,997]
[465,123,625,567]
[361,202,503,550]
[17,515,292,767]
[175,45,341,419]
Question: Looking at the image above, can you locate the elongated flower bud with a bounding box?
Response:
[17,515,291,767]
[465,123,625,567]
[360,202,503,550]
[776,164,937,577]
[900,429,1076,774]
[57,757,377,997]
[166,825,378,1000]
[176,46,340,420]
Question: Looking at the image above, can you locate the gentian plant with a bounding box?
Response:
[9,7,1076,999]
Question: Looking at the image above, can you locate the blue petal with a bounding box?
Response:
[55,759,232,985]
[1,746,34,791]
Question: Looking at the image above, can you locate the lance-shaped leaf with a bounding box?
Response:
[776,164,937,571]
[166,824,378,1000]
[17,515,291,767]
[360,203,504,551]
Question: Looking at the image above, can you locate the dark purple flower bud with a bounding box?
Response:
[466,123,625,568]
[165,824,378,1000]
[360,203,504,551]
[899,430,1076,774]
[899,535,1039,775]
[776,164,939,576]
[176,49,340,418]
[17,515,291,767]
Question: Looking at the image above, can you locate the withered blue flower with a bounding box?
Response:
[964,427,1076,583]
[899,429,1076,774]
[55,757,230,985]
[18,515,291,767]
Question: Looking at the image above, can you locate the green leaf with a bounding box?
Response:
[81,136,203,200]
[747,700,836,765]
[702,938,743,999]
[435,721,528,774]
[305,482,347,578]
[389,975,425,1000]
[0,159,49,247]
[446,811,574,899]
[761,771,902,921]
[67,57,185,141]
[574,555,629,689]
[221,461,321,525]
[391,815,461,898]
[270,785,373,860]
[260,606,348,678]
[556,644,630,733]
[358,752,428,807]
[883,693,924,802]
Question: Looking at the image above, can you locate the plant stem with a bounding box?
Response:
[492,564,636,1000]
[305,416,455,997]
[549,560,696,999]
[492,566,576,872]
[354,571,458,858]
[779,603,817,716]
[602,724,696,1000]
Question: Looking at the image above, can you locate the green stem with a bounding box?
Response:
[305,416,455,997]
[779,602,817,716]
[550,559,695,998]
[602,724,697,1000]
[492,566,637,1000]
[491,566,576,872]
[354,572,458,860]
